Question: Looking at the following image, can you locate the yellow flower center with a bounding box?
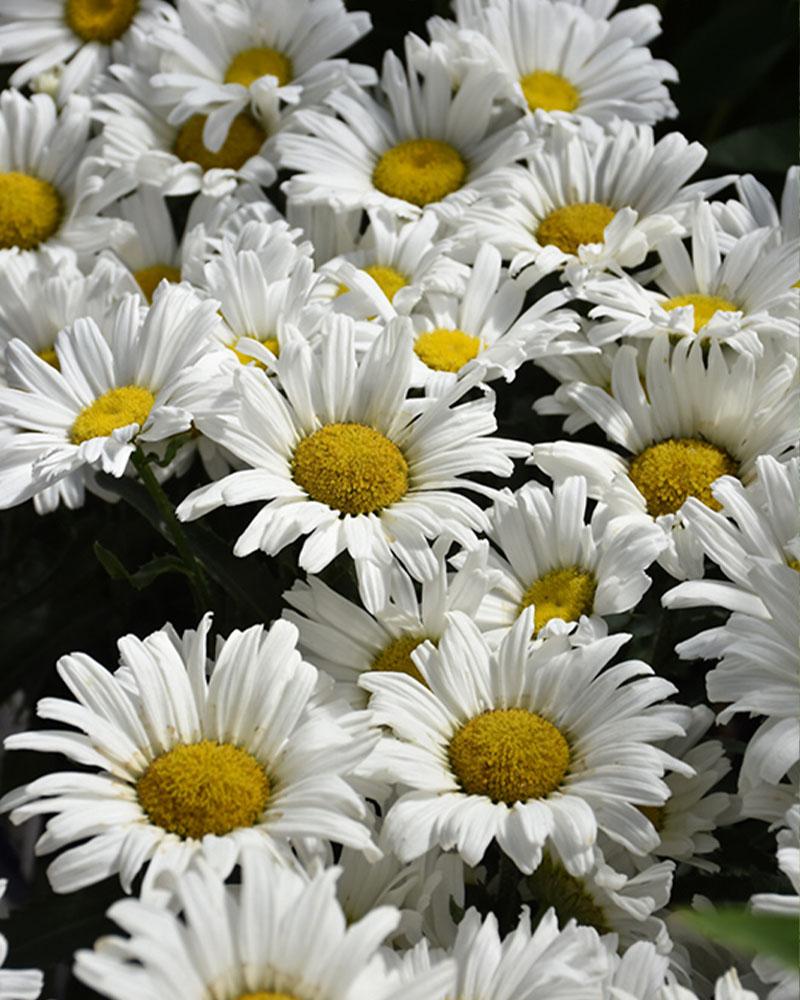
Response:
[527,855,611,933]
[228,336,279,369]
[0,172,63,251]
[224,46,293,88]
[70,385,155,444]
[37,346,60,369]
[448,708,570,804]
[291,422,409,515]
[371,634,427,685]
[628,437,739,517]
[134,264,182,303]
[372,138,467,207]
[519,566,597,635]
[414,327,481,373]
[137,740,270,840]
[363,263,409,302]
[174,113,267,171]
[788,558,800,572]
[64,0,138,43]
[536,202,616,256]
[661,293,739,333]
[519,70,580,113]
[639,803,666,831]
[238,994,298,1000]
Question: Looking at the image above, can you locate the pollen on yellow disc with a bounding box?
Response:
[0,173,63,251]
[134,264,182,303]
[174,113,267,171]
[37,346,60,369]
[628,437,738,517]
[527,855,611,933]
[639,803,666,831]
[373,138,468,207]
[363,264,409,302]
[414,327,481,373]
[291,422,409,515]
[448,708,570,804]
[519,566,597,634]
[65,0,138,43]
[371,635,427,685]
[225,46,293,88]
[519,70,580,113]
[536,202,616,256]
[788,558,800,571]
[228,336,279,369]
[70,385,155,444]
[661,293,739,333]
[137,740,270,840]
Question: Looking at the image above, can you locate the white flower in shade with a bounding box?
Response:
[673,560,800,826]
[533,335,799,579]
[149,0,374,154]
[176,318,530,612]
[659,970,760,1000]
[610,944,759,1000]
[473,476,665,642]
[575,200,799,356]
[361,610,690,875]
[712,166,799,252]
[457,121,731,277]
[74,850,454,1000]
[0,614,378,895]
[432,0,677,128]
[284,541,500,706]
[0,89,133,264]
[0,284,225,512]
[0,0,175,103]
[276,42,535,220]
[0,882,42,1000]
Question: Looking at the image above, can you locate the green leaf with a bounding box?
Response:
[676,906,799,969]
[94,542,190,590]
[707,119,797,173]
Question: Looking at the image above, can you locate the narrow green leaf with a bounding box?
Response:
[707,119,797,173]
[676,907,799,969]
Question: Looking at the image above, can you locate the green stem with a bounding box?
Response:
[132,448,213,614]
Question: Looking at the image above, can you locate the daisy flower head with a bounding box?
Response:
[284,541,501,706]
[0,614,379,895]
[177,316,531,612]
[149,0,374,157]
[0,882,42,1000]
[276,40,536,221]
[0,0,176,104]
[0,283,226,512]
[457,120,732,278]
[577,199,799,356]
[361,609,691,875]
[533,334,799,578]
[712,165,799,251]
[0,89,134,265]
[473,476,666,643]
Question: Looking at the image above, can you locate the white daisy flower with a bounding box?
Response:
[176,317,530,612]
[533,335,799,578]
[431,0,677,128]
[611,944,759,1000]
[660,970,761,1000]
[276,42,535,220]
[284,541,500,706]
[149,0,374,154]
[0,614,378,895]
[473,476,665,642]
[0,882,42,1000]
[712,166,799,252]
[0,283,226,512]
[74,849,454,1000]
[457,120,732,277]
[361,609,690,875]
[0,0,176,103]
[575,200,799,356]
[0,89,133,264]
[285,199,364,267]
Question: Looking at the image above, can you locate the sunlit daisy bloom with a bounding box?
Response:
[712,166,799,252]
[0,614,378,894]
[0,283,226,512]
[0,881,42,1000]
[149,0,374,155]
[75,850,454,1000]
[361,609,690,875]
[473,476,665,642]
[674,559,800,827]
[284,542,500,706]
[177,318,530,612]
[388,905,611,998]
[533,335,799,578]
[0,89,134,265]
[0,0,175,103]
[576,200,799,356]
[276,43,535,220]
[457,121,731,277]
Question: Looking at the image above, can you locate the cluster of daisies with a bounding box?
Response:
[0,0,797,997]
